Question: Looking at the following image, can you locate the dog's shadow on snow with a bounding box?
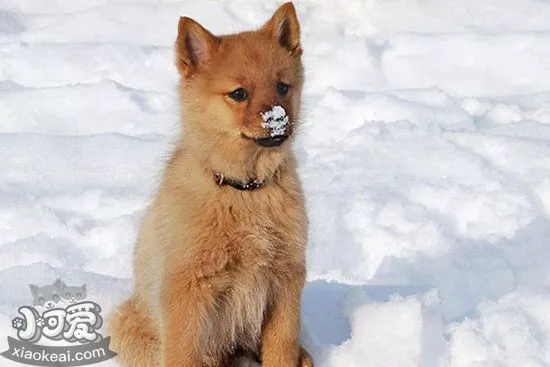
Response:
[301,280,431,346]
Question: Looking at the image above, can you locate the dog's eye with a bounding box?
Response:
[276,82,289,95]
[228,88,248,102]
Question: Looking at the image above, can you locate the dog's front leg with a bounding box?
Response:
[261,267,306,367]
[160,274,211,367]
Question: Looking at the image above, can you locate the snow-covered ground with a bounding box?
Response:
[1,0,550,366]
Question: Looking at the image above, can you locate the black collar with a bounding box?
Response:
[213,171,264,191]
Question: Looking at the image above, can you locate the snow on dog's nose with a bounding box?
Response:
[261,105,289,137]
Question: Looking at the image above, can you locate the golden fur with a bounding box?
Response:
[108,3,312,366]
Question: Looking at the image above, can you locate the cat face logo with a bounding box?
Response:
[14,279,100,344]
[2,278,117,366]
[29,279,87,310]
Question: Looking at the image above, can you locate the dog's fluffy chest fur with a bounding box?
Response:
[185,180,307,293]
[197,190,306,357]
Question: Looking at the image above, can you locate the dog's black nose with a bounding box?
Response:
[255,135,288,147]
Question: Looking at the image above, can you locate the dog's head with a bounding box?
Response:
[175,3,303,157]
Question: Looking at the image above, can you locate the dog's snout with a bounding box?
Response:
[255,135,289,147]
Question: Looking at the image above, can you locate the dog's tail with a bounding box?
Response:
[108,297,160,367]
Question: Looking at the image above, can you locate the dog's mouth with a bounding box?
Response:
[241,133,290,147]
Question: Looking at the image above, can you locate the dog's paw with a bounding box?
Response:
[299,346,314,367]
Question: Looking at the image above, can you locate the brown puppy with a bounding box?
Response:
[108,2,312,367]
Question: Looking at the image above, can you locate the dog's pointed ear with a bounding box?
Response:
[176,17,219,76]
[262,2,301,55]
